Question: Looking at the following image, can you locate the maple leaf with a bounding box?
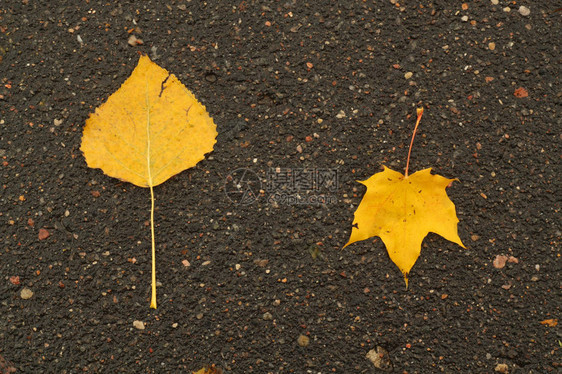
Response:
[81,55,217,308]
[344,108,465,286]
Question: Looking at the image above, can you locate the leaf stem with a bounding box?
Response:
[146,79,157,309]
[404,108,424,178]
[149,184,157,309]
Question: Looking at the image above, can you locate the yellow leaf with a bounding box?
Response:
[344,166,465,286]
[81,55,217,187]
[81,55,217,308]
[193,366,222,374]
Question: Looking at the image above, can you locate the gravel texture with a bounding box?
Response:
[0,1,560,373]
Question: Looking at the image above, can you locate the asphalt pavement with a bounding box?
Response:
[0,1,560,372]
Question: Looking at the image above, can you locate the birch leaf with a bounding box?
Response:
[81,55,217,187]
[193,366,222,374]
[81,55,217,308]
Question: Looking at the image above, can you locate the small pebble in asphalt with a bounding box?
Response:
[366,346,390,369]
[297,334,310,347]
[495,363,509,373]
[128,35,143,46]
[38,228,50,240]
[133,320,145,330]
[20,288,33,299]
[519,6,530,16]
